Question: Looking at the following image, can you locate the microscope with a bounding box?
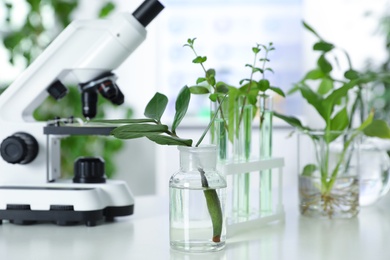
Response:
[0,0,164,226]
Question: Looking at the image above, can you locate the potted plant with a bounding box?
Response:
[96,86,227,252]
[274,21,390,218]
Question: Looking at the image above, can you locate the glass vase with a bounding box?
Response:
[258,94,273,214]
[298,131,361,219]
[169,145,227,253]
[359,138,390,206]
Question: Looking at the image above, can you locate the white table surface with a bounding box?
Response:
[1,192,390,260]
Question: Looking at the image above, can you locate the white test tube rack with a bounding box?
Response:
[221,157,285,237]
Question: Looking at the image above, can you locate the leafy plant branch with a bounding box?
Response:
[275,21,390,196]
[98,85,226,243]
[184,38,285,143]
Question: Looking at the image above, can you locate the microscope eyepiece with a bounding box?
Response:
[133,0,164,27]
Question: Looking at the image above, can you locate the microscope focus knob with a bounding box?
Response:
[73,157,106,184]
[0,132,39,164]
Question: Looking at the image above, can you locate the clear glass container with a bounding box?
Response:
[298,131,361,218]
[169,145,227,253]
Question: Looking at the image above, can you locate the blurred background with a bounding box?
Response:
[0,0,389,197]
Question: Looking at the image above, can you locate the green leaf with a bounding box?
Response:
[317,78,334,95]
[196,77,207,84]
[144,92,168,122]
[189,86,210,94]
[147,134,193,146]
[317,54,332,73]
[216,83,229,94]
[364,120,390,139]
[269,86,285,97]
[193,56,207,63]
[228,87,239,142]
[258,79,270,91]
[252,47,260,53]
[304,69,325,80]
[98,2,115,18]
[239,81,257,93]
[239,79,251,85]
[209,93,218,102]
[302,21,322,39]
[206,69,216,77]
[313,41,334,52]
[330,108,349,132]
[287,84,300,95]
[302,164,317,177]
[357,110,374,132]
[172,86,191,132]
[273,112,310,131]
[93,118,156,124]
[111,124,168,139]
[112,124,168,133]
[344,69,359,80]
[322,80,358,118]
[299,84,328,120]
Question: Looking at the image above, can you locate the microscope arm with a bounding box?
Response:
[0,1,163,123]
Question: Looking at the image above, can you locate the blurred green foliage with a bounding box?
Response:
[1,0,133,178]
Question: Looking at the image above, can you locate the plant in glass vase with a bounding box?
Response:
[274,21,390,218]
[96,86,227,252]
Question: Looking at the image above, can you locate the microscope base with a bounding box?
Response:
[0,180,135,226]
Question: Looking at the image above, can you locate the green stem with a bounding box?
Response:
[198,167,223,243]
[325,132,358,193]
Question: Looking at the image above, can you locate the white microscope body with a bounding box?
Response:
[0,0,164,226]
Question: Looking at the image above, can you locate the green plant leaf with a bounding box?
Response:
[206,69,216,77]
[189,86,210,94]
[302,164,317,177]
[172,86,191,132]
[304,69,325,80]
[193,56,207,63]
[216,83,229,94]
[196,77,207,84]
[146,134,193,146]
[93,118,156,124]
[344,69,359,80]
[111,124,168,139]
[302,21,322,39]
[317,78,334,95]
[144,92,168,122]
[112,124,168,134]
[209,93,218,102]
[317,54,332,73]
[273,112,310,131]
[313,41,334,52]
[269,86,285,97]
[364,120,390,139]
[287,84,300,95]
[228,87,239,142]
[330,108,349,132]
[258,79,270,91]
[99,2,115,18]
[322,80,358,118]
[298,84,328,120]
[252,47,260,53]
